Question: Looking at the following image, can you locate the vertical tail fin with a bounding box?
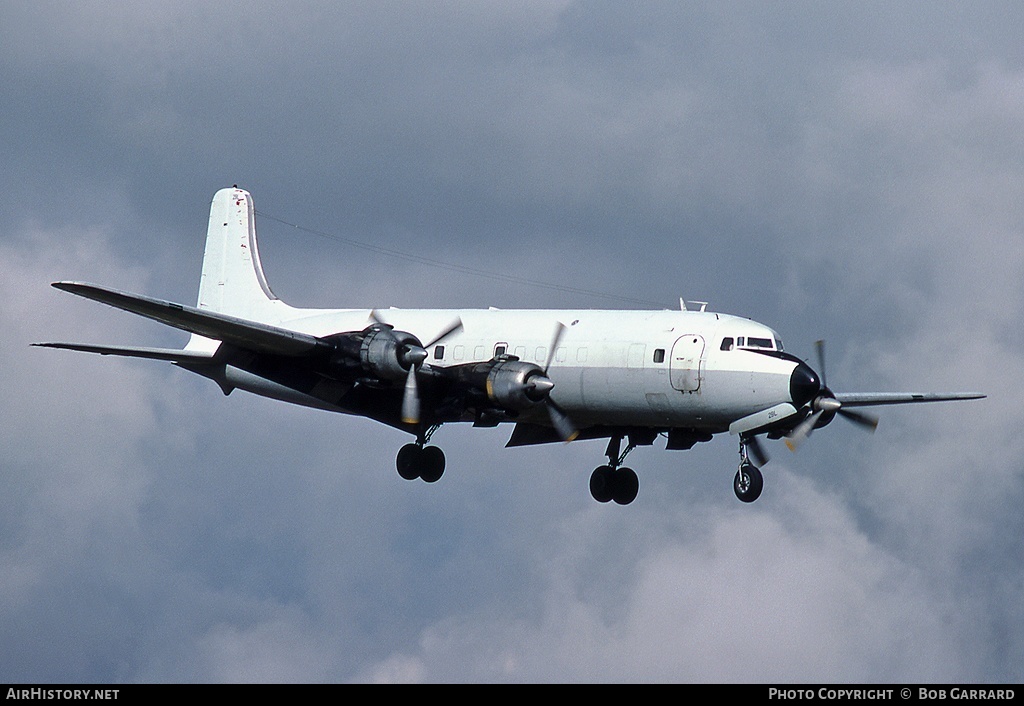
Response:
[197,187,285,322]
[186,187,289,353]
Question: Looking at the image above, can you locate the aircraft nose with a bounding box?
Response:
[790,362,820,408]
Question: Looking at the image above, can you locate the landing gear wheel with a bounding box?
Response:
[419,445,446,483]
[613,467,639,506]
[396,443,446,482]
[396,443,422,480]
[733,462,763,503]
[590,466,639,505]
[590,465,615,503]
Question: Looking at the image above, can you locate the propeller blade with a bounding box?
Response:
[424,317,464,349]
[401,365,420,425]
[785,410,823,452]
[368,309,391,330]
[546,399,578,442]
[814,340,827,388]
[838,407,879,432]
[543,322,567,374]
[746,435,770,466]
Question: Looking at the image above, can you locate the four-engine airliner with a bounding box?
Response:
[35,188,985,504]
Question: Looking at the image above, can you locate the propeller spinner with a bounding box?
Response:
[785,340,878,451]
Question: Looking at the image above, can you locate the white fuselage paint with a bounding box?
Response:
[239,305,801,433]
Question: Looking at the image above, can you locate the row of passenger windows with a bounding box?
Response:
[432,343,672,364]
[433,344,580,363]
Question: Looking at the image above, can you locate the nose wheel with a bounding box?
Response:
[734,438,763,502]
[733,462,763,502]
[589,435,639,505]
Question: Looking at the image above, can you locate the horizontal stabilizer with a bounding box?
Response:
[835,392,986,407]
[51,281,325,357]
[32,342,218,363]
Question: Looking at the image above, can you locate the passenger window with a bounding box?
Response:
[653,349,665,363]
[720,338,734,351]
[494,345,506,357]
[434,345,445,360]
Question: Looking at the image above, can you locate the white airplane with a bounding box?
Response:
[36,188,985,505]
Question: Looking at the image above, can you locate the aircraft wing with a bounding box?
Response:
[834,392,986,407]
[31,342,218,363]
[49,282,327,357]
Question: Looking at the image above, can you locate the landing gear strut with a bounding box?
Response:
[734,438,763,503]
[589,435,639,505]
[396,425,445,483]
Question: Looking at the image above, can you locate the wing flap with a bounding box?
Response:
[51,282,326,357]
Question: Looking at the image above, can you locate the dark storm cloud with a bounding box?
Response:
[1,1,1020,682]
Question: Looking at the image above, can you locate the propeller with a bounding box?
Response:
[536,322,578,442]
[745,435,771,466]
[785,340,879,451]
[368,311,463,425]
[403,317,464,424]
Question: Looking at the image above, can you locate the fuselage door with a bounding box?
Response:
[670,334,705,392]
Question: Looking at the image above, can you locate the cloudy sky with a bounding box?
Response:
[2,1,1021,683]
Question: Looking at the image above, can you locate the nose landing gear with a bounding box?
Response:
[734,438,764,502]
[589,435,639,505]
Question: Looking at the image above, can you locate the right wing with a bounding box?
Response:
[835,392,986,407]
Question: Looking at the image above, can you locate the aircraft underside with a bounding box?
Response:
[180,342,723,505]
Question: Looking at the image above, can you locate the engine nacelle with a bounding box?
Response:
[485,359,552,410]
[359,326,422,381]
[322,326,425,382]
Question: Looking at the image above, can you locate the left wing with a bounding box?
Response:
[47,281,327,357]
[31,341,217,363]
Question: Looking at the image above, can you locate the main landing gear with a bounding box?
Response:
[396,425,445,483]
[734,439,764,503]
[589,435,639,505]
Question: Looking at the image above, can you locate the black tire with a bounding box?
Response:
[733,463,763,503]
[589,465,615,503]
[396,443,422,480]
[419,445,446,483]
[612,467,639,505]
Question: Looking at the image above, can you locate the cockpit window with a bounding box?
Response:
[722,335,781,352]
